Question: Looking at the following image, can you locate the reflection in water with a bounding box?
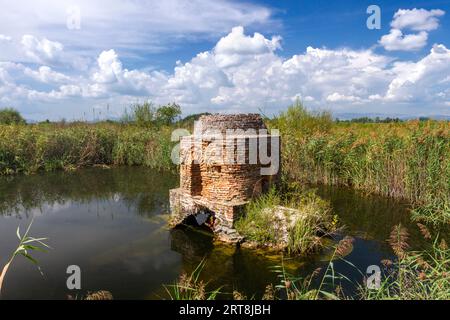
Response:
[170,226,290,298]
[0,167,176,218]
[314,185,434,250]
[0,167,424,299]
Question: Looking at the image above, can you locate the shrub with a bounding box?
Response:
[0,108,26,125]
[235,187,337,254]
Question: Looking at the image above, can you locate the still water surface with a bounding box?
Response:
[0,167,425,299]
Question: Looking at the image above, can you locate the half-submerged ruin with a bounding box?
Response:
[169,114,280,242]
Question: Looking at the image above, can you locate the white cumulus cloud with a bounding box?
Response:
[391,8,445,31]
[1,25,450,120]
[379,8,445,52]
[24,66,72,84]
[21,35,64,65]
[0,0,276,64]
[379,29,428,51]
[385,44,450,102]
[0,34,12,42]
[326,93,361,103]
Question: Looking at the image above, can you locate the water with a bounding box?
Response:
[0,167,426,299]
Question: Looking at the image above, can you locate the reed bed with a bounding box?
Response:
[270,103,450,225]
[0,122,175,175]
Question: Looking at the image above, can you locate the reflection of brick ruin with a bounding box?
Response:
[169,114,280,242]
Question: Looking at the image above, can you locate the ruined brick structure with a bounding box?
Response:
[169,114,280,242]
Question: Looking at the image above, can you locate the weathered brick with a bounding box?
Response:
[170,114,280,242]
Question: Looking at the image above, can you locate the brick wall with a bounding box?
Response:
[179,114,279,203]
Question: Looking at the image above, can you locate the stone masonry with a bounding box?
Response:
[169,114,280,243]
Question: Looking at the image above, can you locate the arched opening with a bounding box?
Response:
[181,207,215,233]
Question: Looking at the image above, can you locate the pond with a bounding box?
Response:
[0,167,427,299]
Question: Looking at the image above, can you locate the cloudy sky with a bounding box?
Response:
[0,0,449,121]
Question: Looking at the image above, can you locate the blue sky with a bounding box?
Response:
[155,0,450,68]
[0,0,450,120]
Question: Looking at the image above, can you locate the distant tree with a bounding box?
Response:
[122,101,182,127]
[350,117,373,123]
[0,108,26,125]
[38,119,51,125]
[155,103,181,125]
[343,116,403,123]
[178,112,210,123]
[175,112,211,130]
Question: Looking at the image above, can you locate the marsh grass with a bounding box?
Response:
[269,102,450,225]
[0,122,175,175]
[270,224,450,300]
[0,219,49,296]
[235,186,337,254]
[234,188,281,244]
[163,259,221,300]
[268,237,357,300]
[2,102,448,224]
[360,224,450,300]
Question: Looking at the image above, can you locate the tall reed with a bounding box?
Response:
[0,220,49,296]
[0,122,175,175]
[270,103,450,225]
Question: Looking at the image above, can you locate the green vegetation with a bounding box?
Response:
[0,103,186,175]
[274,224,450,300]
[0,220,49,296]
[121,101,181,126]
[0,121,175,175]
[0,108,26,125]
[336,116,402,123]
[235,187,337,254]
[269,236,356,300]
[360,224,449,300]
[3,102,447,227]
[270,101,450,225]
[164,259,221,300]
[168,224,449,300]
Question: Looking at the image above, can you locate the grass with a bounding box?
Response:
[359,224,450,300]
[163,224,449,300]
[0,122,176,175]
[235,186,338,254]
[0,108,25,125]
[267,223,449,300]
[269,102,450,225]
[2,102,448,225]
[0,219,49,296]
[163,259,222,300]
